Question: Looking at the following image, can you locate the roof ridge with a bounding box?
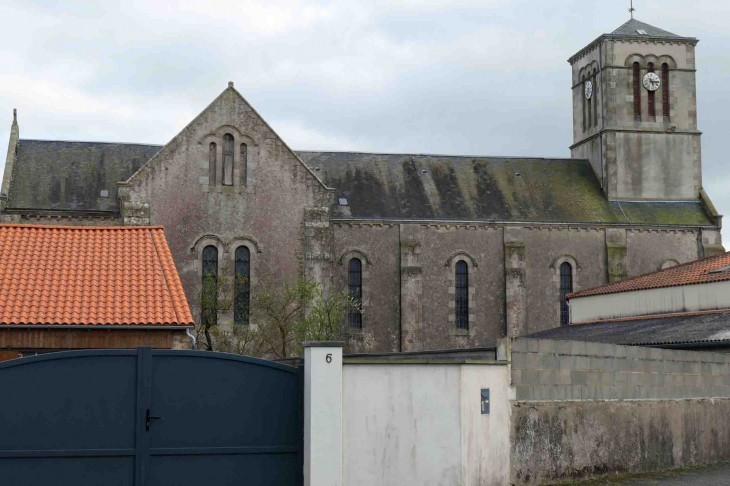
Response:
[148,227,181,326]
[611,18,635,34]
[571,308,730,326]
[297,149,578,160]
[569,250,730,299]
[19,138,163,147]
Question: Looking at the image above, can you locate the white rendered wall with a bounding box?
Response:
[571,280,730,323]
[342,363,510,486]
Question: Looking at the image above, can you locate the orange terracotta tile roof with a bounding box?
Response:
[568,251,730,300]
[0,224,194,327]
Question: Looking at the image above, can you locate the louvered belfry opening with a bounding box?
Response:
[647,63,656,120]
[662,63,670,121]
[633,62,641,121]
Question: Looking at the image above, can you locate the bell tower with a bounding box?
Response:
[568,19,701,201]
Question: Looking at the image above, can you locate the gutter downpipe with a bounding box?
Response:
[186,328,197,349]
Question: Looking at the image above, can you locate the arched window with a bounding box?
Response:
[348,258,362,329]
[633,62,641,121]
[240,143,248,187]
[559,262,573,326]
[581,75,587,132]
[662,63,670,120]
[223,134,234,186]
[234,246,251,326]
[208,142,216,187]
[593,72,599,127]
[201,245,219,327]
[586,71,592,128]
[647,63,656,120]
[455,261,469,330]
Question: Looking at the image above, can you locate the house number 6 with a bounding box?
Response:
[326,353,332,363]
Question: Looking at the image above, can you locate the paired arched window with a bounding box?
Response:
[632,62,641,121]
[559,262,573,326]
[348,258,362,329]
[208,142,217,187]
[201,245,219,327]
[234,246,251,326]
[662,63,670,120]
[223,134,234,186]
[455,261,469,330]
[647,63,656,120]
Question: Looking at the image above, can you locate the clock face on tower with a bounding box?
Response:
[643,72,661,91]
[584,80,593,99]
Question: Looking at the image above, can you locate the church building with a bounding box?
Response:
[0,19,723,353]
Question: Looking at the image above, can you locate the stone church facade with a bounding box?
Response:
[0,19,723,353]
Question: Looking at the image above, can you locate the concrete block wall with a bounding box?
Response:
[511,338,730,401]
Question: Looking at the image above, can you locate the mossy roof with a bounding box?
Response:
[7,140,162,211]
[299,151,712,226]
[4,142,713,227]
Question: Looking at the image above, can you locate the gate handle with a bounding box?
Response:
[145,408,163,431]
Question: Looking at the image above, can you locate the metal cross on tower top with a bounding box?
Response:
[629,0,636,19]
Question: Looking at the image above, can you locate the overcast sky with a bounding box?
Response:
[1,0,728,242]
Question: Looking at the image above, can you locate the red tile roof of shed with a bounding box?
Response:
[568,251,730,300]
[0,224,194,326]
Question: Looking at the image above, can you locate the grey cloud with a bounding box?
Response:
[0,0,728,241]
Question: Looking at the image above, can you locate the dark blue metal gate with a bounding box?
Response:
[0,348,303,486]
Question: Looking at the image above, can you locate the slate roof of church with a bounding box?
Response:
[2,141,715,226]
[7,139,162,211]
[0,224,194,327]
[526,311,730,348]
[610,19,682,39]
[298,151,713,225]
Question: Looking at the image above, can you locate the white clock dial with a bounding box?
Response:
[584,80,593,99]
[643,72,661,91]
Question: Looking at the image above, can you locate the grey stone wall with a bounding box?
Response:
[511,338,730,402]
[511,398,730,485]
[120,85,333,333]
[509,337,730,484]
[329,224,701,352]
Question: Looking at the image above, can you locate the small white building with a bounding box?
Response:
[532,251,730,351]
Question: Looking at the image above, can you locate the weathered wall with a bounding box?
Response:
[509,338,730,484]
[521,226,607,335]
[626,228,699,276]
[120,85,332,331]
[613,132,701,200]
[330,222,705,350]
[332,223,401,353]
[342,362,510,486]
[511,398,730,485]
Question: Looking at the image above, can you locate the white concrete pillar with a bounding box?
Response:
[303,341,343,486]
